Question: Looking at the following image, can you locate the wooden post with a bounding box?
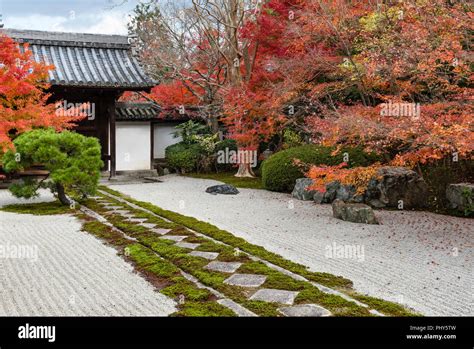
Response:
[150,121,155,170]
[108,93,117,178]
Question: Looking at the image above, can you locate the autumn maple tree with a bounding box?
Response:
[270,0,473,191]
[0,35,81,153]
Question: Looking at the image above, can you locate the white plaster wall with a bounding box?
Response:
[154,123,182,159]
[116,122,151,171]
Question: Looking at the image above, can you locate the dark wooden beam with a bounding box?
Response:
[108,94,117,178]
[150,121,155,170]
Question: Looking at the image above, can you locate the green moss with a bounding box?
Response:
[99,186,353,290]
[350,293,419,317]
[80,217,227,317]
[242,301,281,317]
[161,277,212,302]
[1,201,77,215]
[295,289,371,317]
[82,221,130,246]
[126,244,179,278]
[185,172,264,190]
[262,273,309,292]
[88,189,415,317]
[172,301,236,317]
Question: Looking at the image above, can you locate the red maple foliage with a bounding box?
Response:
[0,35,82,152]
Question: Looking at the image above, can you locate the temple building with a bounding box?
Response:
[1,28,185,177]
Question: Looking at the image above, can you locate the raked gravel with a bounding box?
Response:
[109,175,473,316]
[0,190,176,316]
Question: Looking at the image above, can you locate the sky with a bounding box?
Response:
[0,0,143,35]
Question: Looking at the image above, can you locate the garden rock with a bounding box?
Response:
[318,167,429,209]
[369,167,429,209]
[313,191,325,204]
[292,178,317,200]
[332,199,378,224]
[205,184,239,195]
[446,183,474,212]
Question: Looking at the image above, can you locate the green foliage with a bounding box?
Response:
[261,145,380,192]
[172,120,209,144]
[0,201,75,215]
[2,129,103,203]
[165,142,203,173]
[282,129,306,149]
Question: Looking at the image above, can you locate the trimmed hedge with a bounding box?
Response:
[165,142,203,173]
[261,145,380,192]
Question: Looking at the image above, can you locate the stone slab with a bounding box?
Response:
[205,261,242,274]
[161,235,187,242]
[278,304,331,317]
[189,251,219,260]
[150,228,171,235]
[102,206,123,210]
[249,289,298,305]
[176,242,200,250]
[125,218,148,223]
[224,273,267,287]
[138,222,157,229]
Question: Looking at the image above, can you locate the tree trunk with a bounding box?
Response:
[56,183,71,205]
[235,162,255,178]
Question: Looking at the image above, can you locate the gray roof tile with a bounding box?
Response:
[1,28,155,89]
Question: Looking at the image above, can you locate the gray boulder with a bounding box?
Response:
[313,191,325,204]
[292,178,317,201]
[332,199,378,224]
[321,181,356,203]
[205,184,239,195]
[446,183,474,211]
[368,167,429,209]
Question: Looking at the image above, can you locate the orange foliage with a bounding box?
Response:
[0,35,83,152]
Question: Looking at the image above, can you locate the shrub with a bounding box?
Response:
[2,129,103,205]
[165,142,203,173]
[261,145,380,192]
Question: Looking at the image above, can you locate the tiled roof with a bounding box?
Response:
[115,102,190,122]
[1,29,156,89]
[116,102,160,121]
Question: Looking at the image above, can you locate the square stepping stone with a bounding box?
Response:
[249,289,298,305]
[176,242,200,250]
[205,261,242,274]
[106,210,130,215]
[138,222,157,229]
[103,205,122,210]
[189,251,219,260]
[161,235,187,242]
[279,304,331,317]
[224,274,267,287]
[125,218,148,223]
[150,228,171,235]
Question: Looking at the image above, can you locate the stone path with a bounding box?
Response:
[108,175,474,316]
[0,190,177,316]
[90,193,336,317]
